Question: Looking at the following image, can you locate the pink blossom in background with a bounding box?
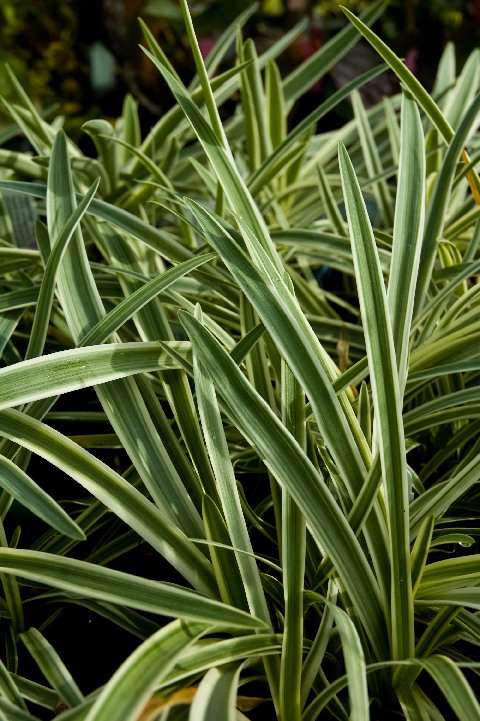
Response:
[199,36,215,59]
[293,26,323,61]
[405,47,419,74]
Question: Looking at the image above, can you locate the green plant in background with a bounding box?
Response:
[0,1,475,126]
[0,1,479,720]
[0,0,84,115]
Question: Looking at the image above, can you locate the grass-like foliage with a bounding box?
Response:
[0,2,479,719]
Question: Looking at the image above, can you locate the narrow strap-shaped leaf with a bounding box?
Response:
[188,664,242,721]
[279,361,305,721]
[410,452,480,535]
[463,218,480,262]
[0,343,182,410]
[339,143,413,659]
[0,456,83,540]
[410,515,434,593]
[351,89,393,226]
[357,383,372,447]
[432,42,456,112]
[26,178,100,359]
[421,656,480,721]
[413,258,480,334]
[85,621,207,721]
[0,312,22,359]
[415,94,480,313]
[0,659,27,711]
[303,661,404,721]
[119,94,140,152]
[341,6,453,143]
[183,199,368,500]
[283,0,386,103]
[194,3,258,85]
[142,45,284,277]
[301,582,337,704]
[243,40,271,163]
[397,686,443,721]
[180,311,387,659]
[236,35,260,172]
[341,5,480,207]
[0,521,24,634]
[0,287,38,312]
[415,587,480,610]
[383,97,400,165]
[249,64,387,197]
[159,634,281,691]
[180,0,231,150]
[0,180,193,264]
[4,65,53,149]
[192,307,278,705]
[387,94,425,391]
[0,697,41,721]
[333,606,370,721]
[80,253,215,346]
[443,49,480,131]
[0,96,46,160]
[82,121,116,193]
[266,60,285,150]
[0,409,215,595]
[417,554,480,594]
[193,314,270,623]
[2,187,36,249]
[239,293,278,411]
[313,457,386,592]
[183,199,389,598]
[201,495,247,609]
[405,386,480,423]
[9,675,58,711]
[0,549,266,630]
[230,323,265,364]
[0,148,44,179]
[46,131,204,539]
[21,628,83,708]
[134,17,307,176]
[416,608,459,660]
[317,166,345,236]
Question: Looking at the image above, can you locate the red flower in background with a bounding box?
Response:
[199,36,215,59]
[405,47,419,74]
[292,26,324,62]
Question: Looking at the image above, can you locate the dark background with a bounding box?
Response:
[1,0,479,134]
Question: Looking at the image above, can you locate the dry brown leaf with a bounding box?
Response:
[337,335,350,373]
[137,687,197,721]
[463,149,480,206]
[237,695,265,711]
[136,686,266,721]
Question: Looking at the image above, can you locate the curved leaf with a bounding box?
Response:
[0,549,266,630]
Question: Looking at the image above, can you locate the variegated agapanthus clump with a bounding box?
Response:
[0,2,479,720]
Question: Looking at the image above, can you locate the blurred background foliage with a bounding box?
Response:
[0,0,478,132]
